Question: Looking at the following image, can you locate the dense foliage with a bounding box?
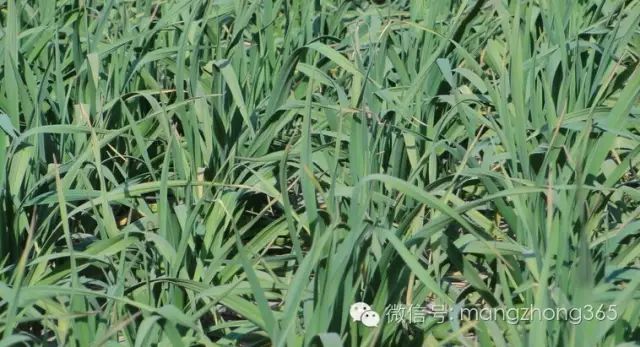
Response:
[1,0,639,346]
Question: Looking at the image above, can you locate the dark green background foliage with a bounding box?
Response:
[1,0,639,346]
